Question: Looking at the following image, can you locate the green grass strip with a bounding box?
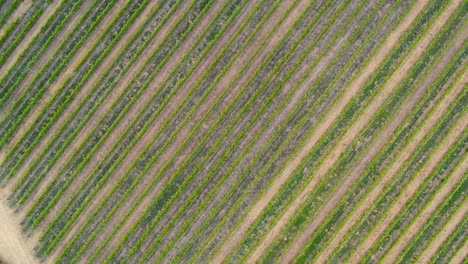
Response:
[51,0,250,262]
[0,0,19,25]
[169,1,351,262]
[205,0,402,262]
[18,0,191,224]
[145,0,362,261]
[8,0,141,205]
[330,9,468,262]
[0,0,45,66]
[139,0,358,261]
[259,7,455,264]
[218,0,424,260]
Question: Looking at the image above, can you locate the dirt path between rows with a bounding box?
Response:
[214,0,445,262]
[37,0,203,215]
[407,161,468,264]
[378,73,466,263]
[349,113,467,263]
[13,0,188,213]
[0,190,37,264]
[314,66,467,263]
[0,0,94,166]
[281,24,468,263]
[1,0,125,163]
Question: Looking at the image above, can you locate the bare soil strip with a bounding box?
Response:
[243,2,458,263]
[0,191,37,264]
[14,1,193,215]
[85,0,314,261]
[280,25,468,263]
[417,179,468,264]
[314,67,467,263]
[348,114,468,263]
[209,0,432,261]
[0,0,128,162]
[382,159,467,264]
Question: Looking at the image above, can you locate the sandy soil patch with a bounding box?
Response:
[0,191,36,264]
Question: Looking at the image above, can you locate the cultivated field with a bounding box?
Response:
[0,0,466,263]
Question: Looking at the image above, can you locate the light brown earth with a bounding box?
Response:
[414,162,468,264]
[1,0,128,163]
[281,24,468,263]
[349,114,467,263]
[314,66,467,263]
[0,191,36,264]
